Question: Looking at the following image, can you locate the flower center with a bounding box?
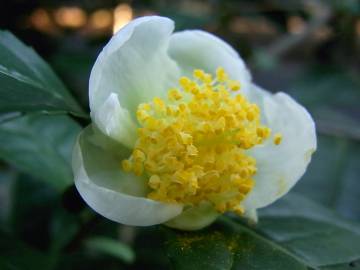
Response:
[122,67,279,215]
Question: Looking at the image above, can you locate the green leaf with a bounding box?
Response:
[133,227,173,269]
[50,208,80,252]
[0,167,15,229]
[328,0,360,14]
[0,31,86,117]
[9,174,59,249]
[85,237,135,264]
[0,114,80,191]
[288,67,360,140]
[164,194,360,270]
[259,193,360,267]
[320,259,360,270]
[287,66,360,221]
[294,135,360,221]
[0,231,53,270]
[164,218,307,270]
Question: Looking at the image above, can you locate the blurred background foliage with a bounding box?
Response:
[0,0,359,269]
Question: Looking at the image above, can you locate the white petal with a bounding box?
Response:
[89,16,180,115]
[91,93,137,149]
[168,30,252,94]
[165,202,219,231]
[243,85,317,210]
[73,126,183,226]
[243,209,258,224]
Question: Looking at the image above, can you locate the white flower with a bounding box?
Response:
[72,16,317,231]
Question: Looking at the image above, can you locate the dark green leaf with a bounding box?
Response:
[85,237,135,264]
[0,167,15,229]
[165,218,307,270]
[259,193,360,267]
[320,259,360,270]
[294,135,360,221]
[258,63,360,242]
[50,208,80,252]
[0,231,53,270]
[165,194,360,270]
[0,31,86,117]
[133,226,173,269]
[0,114,80,191]
[328,0,360,14]
[287,66,360,221]
[288,67,360,140]
[9,174,58,249]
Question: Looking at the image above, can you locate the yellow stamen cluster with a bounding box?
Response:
[122,67,276,214]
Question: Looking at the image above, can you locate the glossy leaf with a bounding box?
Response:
[259,193,360,267]
[294,135,360,221]
[288,67,360,221]
[0,31,86,117]
[165,194,360,270]
[0,114,80,191]
[289,68,360,109]
[320,259,360,270]
[165,218,307,270]
[85,237,135,264]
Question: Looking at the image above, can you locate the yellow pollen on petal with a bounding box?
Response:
[216,67,228,82]
[122,67,278,215]
[228,80,241,91]
[274,133,283,145]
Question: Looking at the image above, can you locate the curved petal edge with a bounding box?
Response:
[243,86,317,210]
[73,131,183,226]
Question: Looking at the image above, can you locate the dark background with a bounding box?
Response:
[0,0,360,269]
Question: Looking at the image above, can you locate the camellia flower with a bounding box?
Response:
[73,16,316,230]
